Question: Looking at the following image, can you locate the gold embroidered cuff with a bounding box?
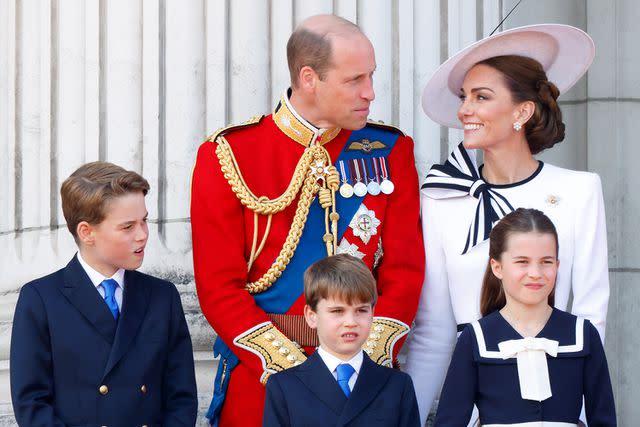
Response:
[362,317,410,367]
[233,322,308,385]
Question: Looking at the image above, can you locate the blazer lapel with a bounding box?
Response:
[337,353,392,427]
[294,352,348,415]
[102,270,149,379]
[60,256,117,344]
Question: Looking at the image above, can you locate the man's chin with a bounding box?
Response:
[343,119,368,131]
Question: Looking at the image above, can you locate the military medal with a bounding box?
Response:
[338,160,354,198]
[352,159,368,197]
[367,158,381,196]
[379,157,394,194]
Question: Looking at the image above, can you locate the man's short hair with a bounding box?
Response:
[61,161,150,242]
[286,16,360,87]
[304,254,377,311]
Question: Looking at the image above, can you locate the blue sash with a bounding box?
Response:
[206,125,400,425]
[254,125,399,313]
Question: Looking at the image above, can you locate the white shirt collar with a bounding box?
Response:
[76,252,125,290]
[317,346,364,375]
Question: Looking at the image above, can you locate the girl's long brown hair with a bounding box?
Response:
[480,208,559,316]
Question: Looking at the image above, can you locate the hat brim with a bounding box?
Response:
[421,24,595,129]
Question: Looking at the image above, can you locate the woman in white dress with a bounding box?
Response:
[404,24,609,426]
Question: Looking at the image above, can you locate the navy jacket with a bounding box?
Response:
[435,308,616,426]
[263,351,420,427]
[10,256,197,426]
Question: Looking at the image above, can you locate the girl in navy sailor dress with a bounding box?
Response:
[434,208,616,427]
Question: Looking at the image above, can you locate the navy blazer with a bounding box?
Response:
[263,351,420,427]
[10,256,198,427]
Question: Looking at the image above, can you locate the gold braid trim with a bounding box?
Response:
[233,322,307,385]
[216,137,313,215]
[214,134,335,294]
[245,172,319,293]
[362,317,410,367]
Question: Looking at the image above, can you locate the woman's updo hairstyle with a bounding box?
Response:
[476,55,565,154]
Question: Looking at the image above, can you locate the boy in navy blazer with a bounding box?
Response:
[263,254,420,427]
[10,161,197,426]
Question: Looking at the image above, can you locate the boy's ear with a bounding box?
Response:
[303,304,318,329]
[76,221,95,246]
[490,258,503,280]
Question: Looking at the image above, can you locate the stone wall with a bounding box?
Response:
[1,0,638,424]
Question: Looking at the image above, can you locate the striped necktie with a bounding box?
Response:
[101,278,120,321]
[421,142,514,254]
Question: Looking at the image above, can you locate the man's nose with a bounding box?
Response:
[362,77,375,101]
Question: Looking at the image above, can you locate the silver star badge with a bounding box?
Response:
[336,238,366,259]
[349,204,381,244]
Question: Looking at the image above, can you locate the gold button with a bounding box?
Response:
[99,385,108,395]
[140,384,147,393]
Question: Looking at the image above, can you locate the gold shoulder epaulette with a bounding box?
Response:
[206,115,264,143]
[366,120,406,137]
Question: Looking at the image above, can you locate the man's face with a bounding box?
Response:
[313,33,376,130]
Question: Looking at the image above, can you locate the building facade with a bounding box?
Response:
[1,0,637,424]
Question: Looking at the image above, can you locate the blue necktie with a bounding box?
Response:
[101,279,120,321]
[336,363,355,398]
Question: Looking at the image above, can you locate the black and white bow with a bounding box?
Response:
[421,142,514,254]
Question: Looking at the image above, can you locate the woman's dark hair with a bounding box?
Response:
[476,55,565,155]
[480,208,559,316]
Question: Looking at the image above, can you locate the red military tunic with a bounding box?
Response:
[191,93,424,426]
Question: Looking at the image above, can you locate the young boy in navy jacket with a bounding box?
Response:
[10,161,197,426]
[263,254,420,427]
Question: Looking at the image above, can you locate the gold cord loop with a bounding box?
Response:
[215,136,338,294]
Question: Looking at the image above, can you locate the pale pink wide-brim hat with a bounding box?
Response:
[421,24,595,129]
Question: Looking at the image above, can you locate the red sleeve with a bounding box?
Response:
[190,140,270,377]
[374,135,425,352]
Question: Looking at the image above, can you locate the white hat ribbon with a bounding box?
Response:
[498,336,559,402]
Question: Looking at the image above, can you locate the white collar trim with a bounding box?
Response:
[471,317,584,359]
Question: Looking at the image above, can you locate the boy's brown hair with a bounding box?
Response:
[304,254,377,310]
[61,161,150,243]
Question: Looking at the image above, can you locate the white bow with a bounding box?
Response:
[421,142,515,254]
[498,337,559,402]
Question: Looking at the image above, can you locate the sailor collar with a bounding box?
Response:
[273,89,341,147]
[470,309,589,363]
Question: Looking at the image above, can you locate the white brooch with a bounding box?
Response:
[310,160,330,183]
[545,194,561,207]
[336,238,366,260]
[349,204,381,244]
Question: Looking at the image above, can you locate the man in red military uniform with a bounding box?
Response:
[191,14,424,426]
